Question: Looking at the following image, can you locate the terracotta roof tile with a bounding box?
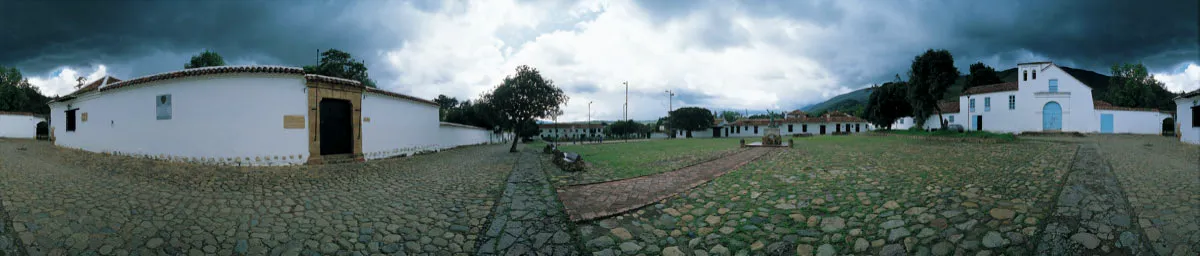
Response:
[64,76,122,96]
[938,101,959,113]
[440,122,489,130]
[305,74,363,87]
[963,82,1018,95]
[100,66,304,92]
[1093,100,1169,113]
[731,114,866,125]
[365,87,437,107]
[1179,89,1200,99]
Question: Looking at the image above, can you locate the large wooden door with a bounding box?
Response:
[320,99,354,155]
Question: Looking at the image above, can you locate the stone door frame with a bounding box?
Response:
[305,81,364,164]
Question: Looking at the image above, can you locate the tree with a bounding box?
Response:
[303,49,378,88]
[667,107,715,133]
[434,95,459,120]
[489,65,569,152]
[747,111,783,120]
[1106,63,1177,110]
[864,80,912,129]
[0,66,51,114]
[606,120,648,138]
[719,110,743,123]
[907,49,959,128]
[184,50,227,69]
[964,62,1002,90]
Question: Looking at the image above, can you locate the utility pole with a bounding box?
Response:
[665,90,674,138]
[624,81,629,121]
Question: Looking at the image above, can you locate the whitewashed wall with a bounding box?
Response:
[1177,97,1199,144]
[48,74,310,166]
[1015,64,1099,133]
[961,90,1021,132]
[1097,110,1172,134]
[0,114,44,138]
[361,92,441,160]
[438,123,493,149]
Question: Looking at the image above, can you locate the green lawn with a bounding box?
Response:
[884,129,1018,141]
[550,138,746,185]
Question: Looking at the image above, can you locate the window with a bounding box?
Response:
[948,115,955,123]
[984,97,991,112]
[1049,79,1058,92]
[788,124,793,132]
[1032,70,1037,80]
[1008,95,1016,110]
[1023,70,1027,81]
[899,119,904,124]
[1193,106,1199,127]
[969,98,976,112]
[754,126,759,134]
[802,124,808,132]
[65,109,77,132]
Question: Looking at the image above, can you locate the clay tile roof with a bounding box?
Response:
[787,110,806,116]
[440,122,489,130]
[938,101,960,113]
[1179,89,1200,99]
[304,74,363,87]
[962,82,1018,96]
[1093,100,1170,113]
[0,111,41,117]
[100,66,304,92]
[64,76,122,96]
[365,87,437,107]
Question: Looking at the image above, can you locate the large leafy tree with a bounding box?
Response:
[0,66,50,114]
[184,50,227,69]
[303,49,377,88]
[490,65,568,152]
[434,94,459,120]
[864,80,912,129]
[606,120,648,137]
[907,49,959,128]
[1105,63,1176,110]
[719,110,743,123]
[964,62,1002,90]
[667,107,715,132]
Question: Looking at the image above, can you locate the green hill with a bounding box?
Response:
[808,66,1113,116]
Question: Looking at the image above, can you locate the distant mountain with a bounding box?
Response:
[806,66,1113,116]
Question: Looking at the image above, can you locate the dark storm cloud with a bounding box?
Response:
[0,1,411,78]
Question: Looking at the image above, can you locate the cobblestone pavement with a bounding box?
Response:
[475,147,578,256]
[575,136,1074,255]
[1092,135,1199,255]
[0,184,26,256]
[558,148,772,221]
[0,139,515,256]
[1036,144,1148,255]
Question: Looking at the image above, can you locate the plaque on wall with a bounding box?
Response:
[363,117,371,123]
[81,112,88,122]
[283,115,305,129]
[156,94,172,120]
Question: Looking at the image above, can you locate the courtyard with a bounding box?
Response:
[0,134,1195,256]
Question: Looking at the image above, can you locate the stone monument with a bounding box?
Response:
[762,110,783,146]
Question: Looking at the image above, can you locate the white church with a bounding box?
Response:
[893,61,1173,134]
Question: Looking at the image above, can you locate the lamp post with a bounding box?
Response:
[588,101,594,141]
[665,90,674,138]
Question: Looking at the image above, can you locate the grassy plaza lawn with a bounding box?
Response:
[575,135,1076,255]
[550,138,749,185]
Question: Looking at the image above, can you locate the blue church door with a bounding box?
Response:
[1100,114,1113,133]
[1043,102,1062,131]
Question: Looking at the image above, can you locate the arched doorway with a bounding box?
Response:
[1162,118,1175,136]
[1042,102,1062,131]
[35,121,48,140]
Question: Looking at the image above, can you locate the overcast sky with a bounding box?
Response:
[2,0,1197,122]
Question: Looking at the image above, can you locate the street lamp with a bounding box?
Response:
[588,101,594,139]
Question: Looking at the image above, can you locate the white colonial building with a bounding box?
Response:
[48,66,499,166]
[895,61,1172,134]
[0,111,45,139]
[1176,90,1200,144]
[674,111,872,138]
[538,122,606,140]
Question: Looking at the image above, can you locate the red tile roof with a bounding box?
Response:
[0,111,41,117]
[787,110,807,116]
[99,66,304,92]
[1179,89,1200,99]
[366,87,437,107]
[962,82,1018,95]
[730,112,866,125]
[938,101,959,113]
[64,76,122,96]
[1093,100,1170,113]
[440,122,489,130]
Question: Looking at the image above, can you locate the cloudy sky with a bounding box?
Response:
[1,0,1196,122]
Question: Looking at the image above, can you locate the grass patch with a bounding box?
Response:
[551,138,745,184]
[884,129,1018,141]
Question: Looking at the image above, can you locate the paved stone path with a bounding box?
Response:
[557,147,772,221]
[475,148,578,256]
[1092,135,1199,255]
[0,189,26,256]
[1037,144,1149,255]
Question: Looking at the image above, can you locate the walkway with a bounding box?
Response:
[475,148,578,255]
[0,190,25,255]
[557,147,772,221]
[1037,144,1148,255]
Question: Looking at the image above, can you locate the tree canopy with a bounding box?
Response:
[1105,63,1177,110]
[718,110,743,123]
[907,49,959,128]
[864,80,912,129]
[0,66,51,115]
[964,62,1002,90]
[303,49,377,88]
[434,94,460,120]
[184,50,226,69]
[490,65,568,152]
[667,107,715,132]
[606,120,650,137]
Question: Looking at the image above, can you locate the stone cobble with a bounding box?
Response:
[0,139,514,256]
[1036,144,1147,255]
[575,137,1074,255]
[1092,135,1199,255]
[475,147,578,256]
[0,188,26,256]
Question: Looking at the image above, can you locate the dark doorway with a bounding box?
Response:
[1162,118,1175,136]
[685,130,693,138]
[819,125,826,135]
[836,124,841,133]
[712,127,721,138]
[975,115,983,131]
[753,126,758,134]
[320,99,354,155]
[35,121,48,140]
[724,127,729,137]
[856,124,861,133]
[65,109,77,132]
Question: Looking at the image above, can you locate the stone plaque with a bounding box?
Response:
[81,112,88,122]
[363,117,371,123]
[156,94,172,120]
[283,115,305,129]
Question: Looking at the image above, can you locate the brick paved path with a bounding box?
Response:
[557,147,772,221]
[475,148,578,255]
[1037,144,1149,255]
